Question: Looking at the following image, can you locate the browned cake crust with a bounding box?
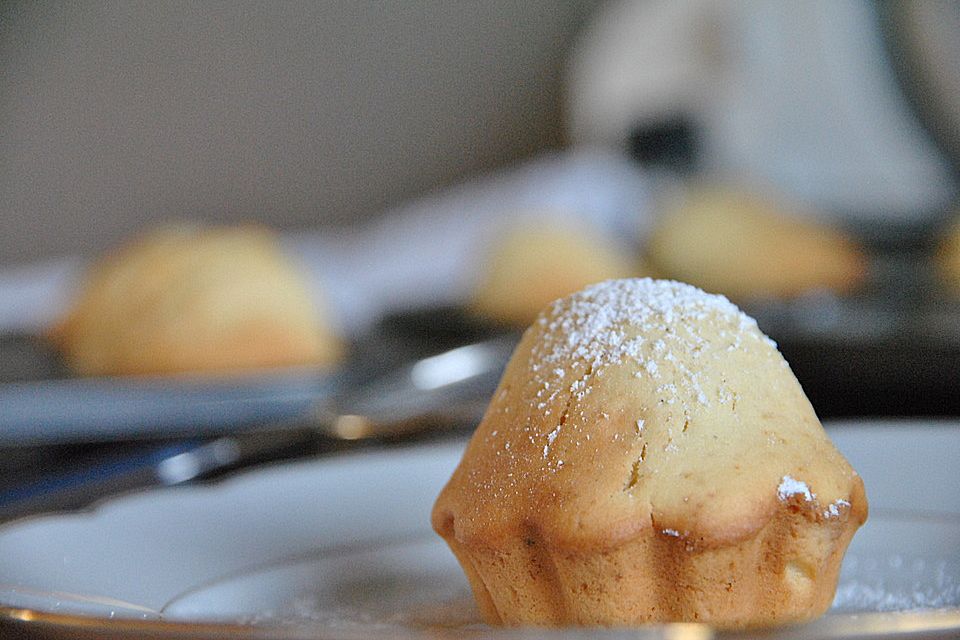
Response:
[50,225,342,376]
[433,278,867,628]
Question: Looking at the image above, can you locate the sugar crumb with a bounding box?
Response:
[778,475,814,502]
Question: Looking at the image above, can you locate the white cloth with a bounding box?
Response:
[567,0,957,220]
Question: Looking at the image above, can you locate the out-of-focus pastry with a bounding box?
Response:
[646,187,868,300]
[433,278,867,628]
[936,216,960,294]
[50,225,342,376]
[469,219,642,326]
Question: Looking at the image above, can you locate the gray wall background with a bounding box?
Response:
[0,1,600,265]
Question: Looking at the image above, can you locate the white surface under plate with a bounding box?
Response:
[1,420,959,639]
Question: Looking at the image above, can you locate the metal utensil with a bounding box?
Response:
[0,335,518,522]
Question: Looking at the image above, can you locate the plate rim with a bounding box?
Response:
[3,423,960,638]
[3,604,960,640]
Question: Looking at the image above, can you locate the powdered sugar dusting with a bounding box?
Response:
[779,477,820,507]
[778,476,850,518]
[528,278,769,415]
[522,279,776,463]
[777,475,814,502]
[542,425,562,458]
[501,280,780,472]
[824,498,850,518]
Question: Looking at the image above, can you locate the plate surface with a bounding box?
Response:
[0,367,334,446]
[1,421,959,639]
[0,329,342,446]
[159,513,960,626]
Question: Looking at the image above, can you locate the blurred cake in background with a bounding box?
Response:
[469,218,643,326]
[937,215,960,295]
[50,225,342,376]
[646,187,868,301]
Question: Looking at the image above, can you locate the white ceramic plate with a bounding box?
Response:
[1,421,959,639]
[0,367,333,446]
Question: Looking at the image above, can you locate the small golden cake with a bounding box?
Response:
[50,225,342,376]
[470,220,642,326]
[937,216,960,294]
[433,278,866,628]
[646,188,868,300]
